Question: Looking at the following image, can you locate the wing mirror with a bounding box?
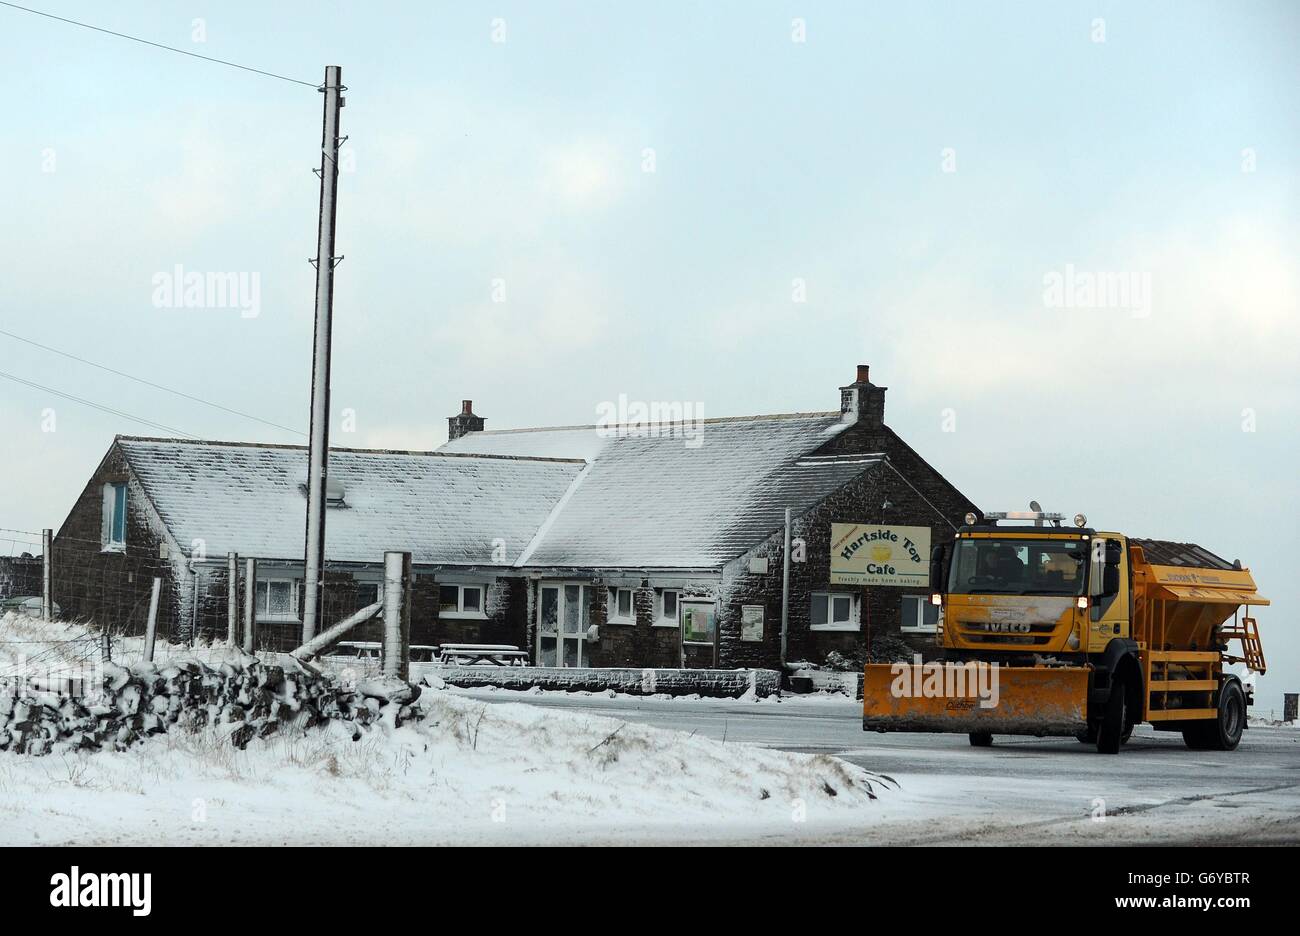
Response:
[1090,538,1123,598]
[929,544,947,593]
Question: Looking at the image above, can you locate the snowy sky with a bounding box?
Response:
[0,1,1296,709]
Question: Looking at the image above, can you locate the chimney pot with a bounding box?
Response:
[856,364,870,384]
[462,400,474,415]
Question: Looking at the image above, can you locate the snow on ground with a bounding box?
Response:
[0,613,898,845]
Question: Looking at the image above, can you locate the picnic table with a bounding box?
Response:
[437,643,529,667]
[333,641,381,659]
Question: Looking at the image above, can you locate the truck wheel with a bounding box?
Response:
[969,731,993,747]
[1183,680,1245,752]
[1096,675,1127,754]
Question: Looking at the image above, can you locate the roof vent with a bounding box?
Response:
[298,476,348,507]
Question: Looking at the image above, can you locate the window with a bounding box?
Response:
[256,579,298,621]
[810,591,858,631]
[947,537,1087,597]
[608,587,634,624]
[657,589,679,627]
[901,594,941,633]
[439,583,487,618]
[101,483,127,550]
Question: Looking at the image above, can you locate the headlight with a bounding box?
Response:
[1074,513,1087,527]
[964,512,978,525]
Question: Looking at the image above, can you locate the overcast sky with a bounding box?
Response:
[1,1,1296,709]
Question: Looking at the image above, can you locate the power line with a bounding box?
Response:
[0,1,317,87]
[0,328,305,437]
[0,369,197,438]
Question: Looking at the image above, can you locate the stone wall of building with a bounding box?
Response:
[715,457,973,671]
[50,442,185,641]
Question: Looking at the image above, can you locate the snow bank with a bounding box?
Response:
[0,613,897,845]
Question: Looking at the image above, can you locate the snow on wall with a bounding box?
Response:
[418,664,782,698]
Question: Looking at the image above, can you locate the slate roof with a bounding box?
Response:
[441,414,879,568]
[115,437,584,566]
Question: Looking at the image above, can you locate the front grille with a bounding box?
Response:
[955,621,1060,646]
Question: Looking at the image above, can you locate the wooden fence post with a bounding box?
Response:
[143,576,162,662]
[382,551,412,680]
[243,557,257,654]
[226,552,239,646]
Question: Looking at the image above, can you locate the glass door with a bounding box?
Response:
[538,586,560,666]
[537,583,594,667]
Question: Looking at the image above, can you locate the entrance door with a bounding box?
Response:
[537,583,595,667]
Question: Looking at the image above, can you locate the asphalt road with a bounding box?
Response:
[452,687,1300,845]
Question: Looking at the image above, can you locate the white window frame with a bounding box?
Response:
[101,482,127,552]
[608,587,635,625]
[810,591,859,632]
[900,594,941,634]
[439,583,488,620]
[655,589,680,628]
[256,578,299,623]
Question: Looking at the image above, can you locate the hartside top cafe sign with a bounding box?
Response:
[830,523,931,587]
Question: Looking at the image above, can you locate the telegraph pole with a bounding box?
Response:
[302,64,344,643]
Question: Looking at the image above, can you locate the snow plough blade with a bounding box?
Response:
[862,663,1090,737]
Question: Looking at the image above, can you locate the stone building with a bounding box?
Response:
[52,366,980,668]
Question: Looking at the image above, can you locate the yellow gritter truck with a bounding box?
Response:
[862,510,1269,754]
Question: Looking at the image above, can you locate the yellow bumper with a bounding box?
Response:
[862,662,1090,737]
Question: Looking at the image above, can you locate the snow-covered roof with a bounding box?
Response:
[441,414,878,568]
[116,437,584,566]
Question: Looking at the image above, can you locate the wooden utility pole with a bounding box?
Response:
[302,64,345,643]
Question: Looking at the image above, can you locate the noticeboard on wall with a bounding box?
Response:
[681,601,717,645]
[830,523,931,587]
[740,605,764,642]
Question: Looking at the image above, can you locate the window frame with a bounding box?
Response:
[809,590,860,632]
[608,587,635,625]
[899,594,941,634]
[655,589,680,628]
[101,482,128,551]
[438,583,489,620]
[256,577,300,622]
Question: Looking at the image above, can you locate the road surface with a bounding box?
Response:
[451,687,1300,845]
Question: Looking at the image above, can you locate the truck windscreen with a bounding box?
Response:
[947,538,1087,596]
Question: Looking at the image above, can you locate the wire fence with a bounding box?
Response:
[1,519,410,667]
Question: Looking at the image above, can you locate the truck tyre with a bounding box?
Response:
[1096,674,1127,754]
[969,731,993,747]
[1182,679,1245,752]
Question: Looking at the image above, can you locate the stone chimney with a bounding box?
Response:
[447,400,485,441]
[839,364,886,428]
